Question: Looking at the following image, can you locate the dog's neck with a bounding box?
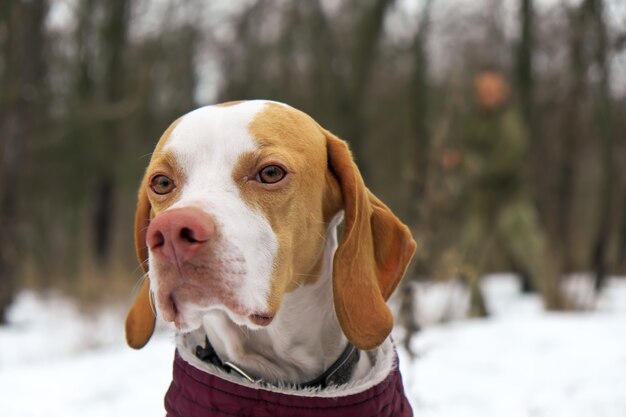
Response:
[200,214,350,385]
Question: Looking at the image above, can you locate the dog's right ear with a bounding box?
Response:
[125,119,181,349]
[125,179,156,349]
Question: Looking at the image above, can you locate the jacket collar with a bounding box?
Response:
[194,336,361,389]
[165,351,413,417]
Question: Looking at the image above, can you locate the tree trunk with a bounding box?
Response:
[587,0,614,291]
[0,0,47,323]
[407,0,432,218]
[92,0,130,264]
[516,0,534,128]
[339,0,395,180]
[555,4,588,277]
[398,0,434,351]
[515,0,537,293]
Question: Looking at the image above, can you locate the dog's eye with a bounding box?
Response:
[150,175,175,195]
[257,165,286,184]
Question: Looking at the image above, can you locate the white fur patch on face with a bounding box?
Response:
[152,101,279,326]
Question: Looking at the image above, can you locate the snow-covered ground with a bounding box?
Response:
[399,275,626,417]
[0,292,173,417]
[1,275,625,417]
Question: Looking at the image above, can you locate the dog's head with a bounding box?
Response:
[126,101,415,350]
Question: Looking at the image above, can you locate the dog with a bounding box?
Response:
[125,100,416,416]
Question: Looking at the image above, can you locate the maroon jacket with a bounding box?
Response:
[165,352,413,417]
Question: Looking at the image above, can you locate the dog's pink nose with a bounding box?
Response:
[147,207,214,265]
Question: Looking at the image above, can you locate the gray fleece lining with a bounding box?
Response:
[175,330,397,398]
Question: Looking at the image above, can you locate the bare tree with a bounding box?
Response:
[399,0,435,354]
[587,0,615,291]
[516,0,534,128]
[338,0,395,179]
[0,0,48,322]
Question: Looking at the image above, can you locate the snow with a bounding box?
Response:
[0,292,174,417]
[2,276,626,417]
[400,275,626,417]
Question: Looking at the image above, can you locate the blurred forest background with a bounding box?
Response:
[0,0,625,329]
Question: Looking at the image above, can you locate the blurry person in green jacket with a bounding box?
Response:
[444,67,549,316]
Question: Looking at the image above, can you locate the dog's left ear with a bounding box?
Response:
[324,130,416,350]
[125,178,156,349]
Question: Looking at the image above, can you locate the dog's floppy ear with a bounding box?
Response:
[125,179,156,349]
[325,130,416,350]
[125,119,181,349]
